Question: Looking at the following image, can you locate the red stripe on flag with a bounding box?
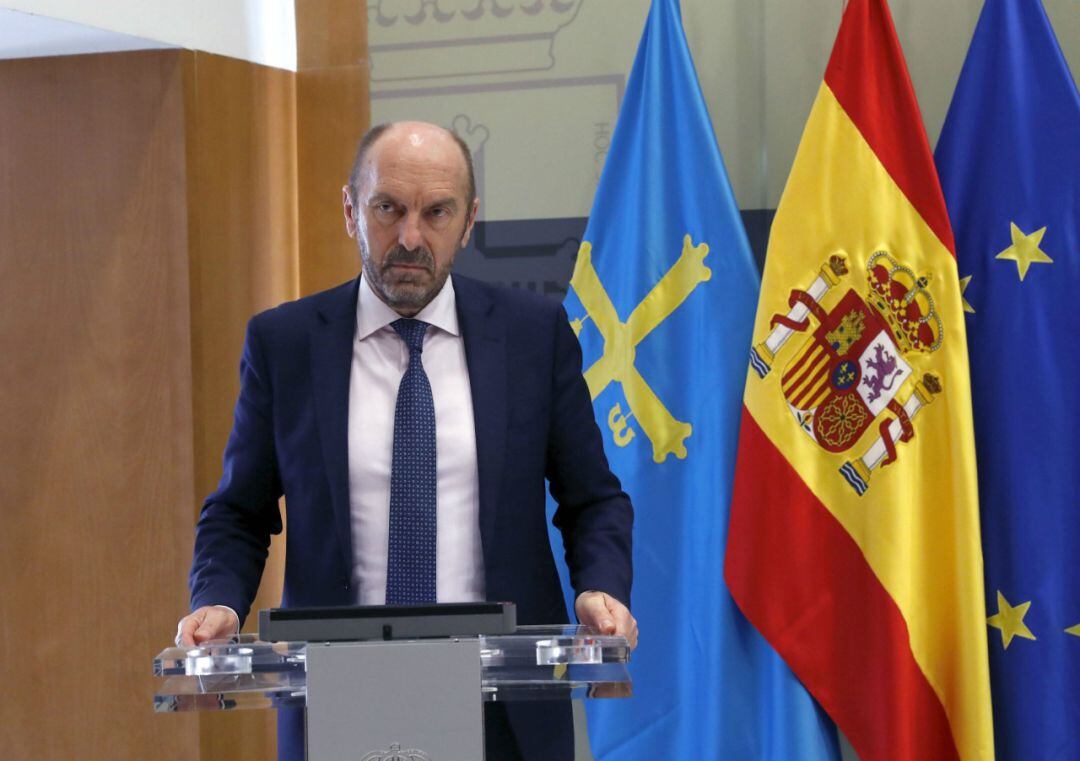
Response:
[823,0,956,257]
[725,408,959,761]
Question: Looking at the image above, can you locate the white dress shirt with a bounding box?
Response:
[348,275,485,605]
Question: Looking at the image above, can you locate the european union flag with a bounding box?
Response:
[935,1,1080,757]
[557,0,838,757]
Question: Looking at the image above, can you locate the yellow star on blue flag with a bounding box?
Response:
[986,591,1037,649]
[995,222,1053,281]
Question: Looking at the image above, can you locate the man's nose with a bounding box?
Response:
[398,211,423,251]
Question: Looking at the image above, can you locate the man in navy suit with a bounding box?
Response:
[178,121,636,759]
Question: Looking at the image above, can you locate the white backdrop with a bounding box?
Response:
[0,0,297,69]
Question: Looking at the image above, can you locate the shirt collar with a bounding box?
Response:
[356,273,460,341]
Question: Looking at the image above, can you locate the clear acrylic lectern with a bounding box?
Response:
[153,608,631,761]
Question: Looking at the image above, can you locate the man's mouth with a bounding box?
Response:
[383,248,434,275]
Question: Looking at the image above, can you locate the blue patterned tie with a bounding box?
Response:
[386,318,437,605]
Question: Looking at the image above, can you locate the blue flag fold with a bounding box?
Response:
[935,1,1080,758]
[554,0,839,757]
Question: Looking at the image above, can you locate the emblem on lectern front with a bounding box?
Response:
[361,742,431,761]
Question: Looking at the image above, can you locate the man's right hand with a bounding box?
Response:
[175,606,240,647]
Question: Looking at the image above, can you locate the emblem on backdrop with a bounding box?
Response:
[749,251,944,495]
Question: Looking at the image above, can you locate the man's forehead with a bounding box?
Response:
[361,124,468,197]
[364,166,461,195]
[369,124,463,170]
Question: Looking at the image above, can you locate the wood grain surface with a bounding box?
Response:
[0,49,198,760]
[296,0,370,296]
[181,49,299,761]
[297,61,371,296]
[0,4,368,758]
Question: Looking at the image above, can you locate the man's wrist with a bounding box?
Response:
[212,605,241,634]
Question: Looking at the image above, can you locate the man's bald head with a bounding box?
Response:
[341,120,480,316]
[347,121,476,208]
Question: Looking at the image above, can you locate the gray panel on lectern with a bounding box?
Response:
[305,639,484,761]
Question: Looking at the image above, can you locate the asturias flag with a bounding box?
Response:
[935,0,1080,758]
[560,0,839,758]
[725,0,994,759]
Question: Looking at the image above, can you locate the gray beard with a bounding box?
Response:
[360,243,448,314]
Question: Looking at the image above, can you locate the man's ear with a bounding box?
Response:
[460,198,479,248]
[343,186,358,238]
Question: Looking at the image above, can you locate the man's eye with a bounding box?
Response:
[429,207,447,217]
[375,203,395,214]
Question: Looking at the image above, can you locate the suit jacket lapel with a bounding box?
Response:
[310,277,360,572]
[454,275,506,571]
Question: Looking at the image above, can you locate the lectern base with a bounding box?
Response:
[305,638,484,761]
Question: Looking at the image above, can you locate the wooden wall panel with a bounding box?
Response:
[296,0,367,71]
[181,50,300,761]
[182,51,299,507]
[296,63,370,295]
[295,0,370,295]
[0,50,197,760]
[0,6,369,759]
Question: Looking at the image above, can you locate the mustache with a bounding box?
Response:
[382,246,434,272]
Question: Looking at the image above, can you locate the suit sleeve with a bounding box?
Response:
[188,316,283,626]
[545,305,633,607]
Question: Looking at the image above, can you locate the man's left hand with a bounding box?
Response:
[574,591,638,650]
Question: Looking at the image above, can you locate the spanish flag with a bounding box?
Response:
[725,1,994,759]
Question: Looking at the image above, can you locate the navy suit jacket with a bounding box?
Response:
[189,273,633,759]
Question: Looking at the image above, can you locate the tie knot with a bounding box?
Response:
[392,318,428,354]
